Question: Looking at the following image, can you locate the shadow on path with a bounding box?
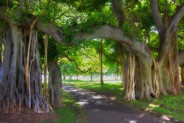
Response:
[63,84,181,123]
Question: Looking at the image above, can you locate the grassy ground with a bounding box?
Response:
[64,81,184,122]
[42,91,86,123]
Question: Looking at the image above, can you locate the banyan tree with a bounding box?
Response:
[0,2,62,112]
[72,0,184,100]
[0,0,184,113]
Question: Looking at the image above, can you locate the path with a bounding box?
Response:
[63,84,181,123]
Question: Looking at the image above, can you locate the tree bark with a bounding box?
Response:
[149,0,183,97]
[164,28,180,94]
[124,51,136,100]
[0,27,12,102]
[44,34,48,101]
[0,24,49,113]
[48,59,61,108]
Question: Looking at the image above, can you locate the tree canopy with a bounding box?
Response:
[0,0,184,113]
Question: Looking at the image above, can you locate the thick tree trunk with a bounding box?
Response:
[167,29,180,94]
[0,24,49,113]
[124,48,155,100]
[124,51,136,100]
[48,59,61,108]
[0,27,12,101]
[155,28,181,96]
[137,56,155,99]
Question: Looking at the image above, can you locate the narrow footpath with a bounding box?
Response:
[63,84,181,123]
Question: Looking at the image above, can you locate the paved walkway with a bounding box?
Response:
[63,84,181,123]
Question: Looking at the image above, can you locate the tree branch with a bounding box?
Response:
[149,0,164,33]
[168,5,184,32]
[0,6,63,42]
[62,54,92,73]
[75,25,132,46]
[75,25,151,58]
[111,0,125,27]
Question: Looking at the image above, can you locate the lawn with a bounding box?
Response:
[42,90,86,123]
[64,81,184,122]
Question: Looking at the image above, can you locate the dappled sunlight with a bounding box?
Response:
[70,89,81,92]
[64,82,184,122]
[63,84,172,123]
[145,103,159,111]
[119,88,124,91]
[95,100,104,105]
[83,91,96,95]
[137,114,145,118]
[161,115,170,121]
[78,101,89,106]
[91,95,104,99]
[128,120,137,123]
[92,109,100,112]
[78,92,87,95]
[110,96,116,101]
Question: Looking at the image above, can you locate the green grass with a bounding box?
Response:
[130,94,184,122]
[64,81,184,122]
[41,91,86,123]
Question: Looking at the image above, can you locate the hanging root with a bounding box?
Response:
[152,60,160,98]
[0,24,50,113]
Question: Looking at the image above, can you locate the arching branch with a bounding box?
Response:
[75,25,151,58]
[75,25,132,46]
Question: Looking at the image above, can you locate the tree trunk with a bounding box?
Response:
[90,73,93,82]
[137,55,155,99]
[124,51,136,100]
[0,29,3,65]
[115,63,119,81]
[48,59,61,108]
[124,48,155,100]
[167,29,180,94]
[76,74,79,80]
[0,24,49,113]
[63,75,66,80]
[99,39,104,85]
[155,28,181,96]
[44,34,48,101]
[0,27,12,101]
